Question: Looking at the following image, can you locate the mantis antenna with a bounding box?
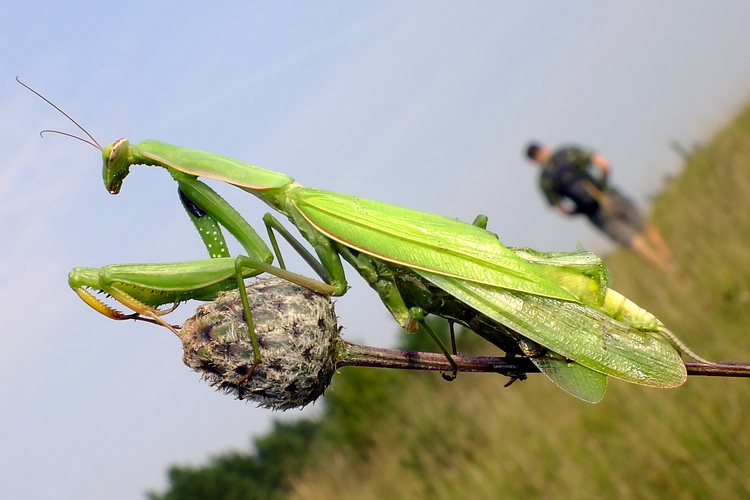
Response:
[16,76,102,150]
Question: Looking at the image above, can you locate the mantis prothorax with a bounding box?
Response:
[22,78,713,402]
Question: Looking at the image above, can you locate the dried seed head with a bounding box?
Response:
[179,277,340,410]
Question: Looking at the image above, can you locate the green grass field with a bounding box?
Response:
[287,104,750,499]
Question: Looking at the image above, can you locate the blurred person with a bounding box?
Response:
[524,142,675,271]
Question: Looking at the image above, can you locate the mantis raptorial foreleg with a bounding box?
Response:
[69,251,342,367]
[71,184,343,371]
[171,173,272,263]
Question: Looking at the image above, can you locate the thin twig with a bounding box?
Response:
[684,361,750,377]
[336,341,750,378]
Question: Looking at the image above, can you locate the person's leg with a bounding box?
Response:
[643,224,674,262]
[629,233,676,272]
[589,200,676,272]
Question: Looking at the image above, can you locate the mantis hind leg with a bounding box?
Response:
[408,307,459,380]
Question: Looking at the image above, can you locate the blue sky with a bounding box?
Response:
[3,2,750,499]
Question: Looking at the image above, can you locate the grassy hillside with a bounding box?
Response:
[287,105,750,499]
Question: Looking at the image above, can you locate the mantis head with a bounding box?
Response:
[103,139,132,194]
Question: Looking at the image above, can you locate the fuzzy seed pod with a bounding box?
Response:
[179,277,340,410]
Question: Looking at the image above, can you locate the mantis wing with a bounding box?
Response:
[293,188,581,302]
[293,189,685,389]
[529,355,608,403]
[419,271,687,388]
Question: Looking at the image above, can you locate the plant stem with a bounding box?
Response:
[336,341,750,378]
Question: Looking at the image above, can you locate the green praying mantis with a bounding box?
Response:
[22,78,712,403]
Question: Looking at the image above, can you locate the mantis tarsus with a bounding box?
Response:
[22,78,713,402]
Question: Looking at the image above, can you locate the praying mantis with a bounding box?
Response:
[22,78,710,403]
